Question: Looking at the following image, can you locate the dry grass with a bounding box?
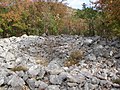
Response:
[70,50,84,60]
[10,66,28,72]
[35,56,48,66]
[64,50,84,67]
[112,78,120,85]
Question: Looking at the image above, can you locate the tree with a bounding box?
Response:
[75,4,98,36]
[0,0,68,37]
[94,0,120,37]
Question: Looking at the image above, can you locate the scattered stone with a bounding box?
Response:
[46,61,62,75]
[26,78,36,89]
[0,35,119,90]
[0,76,4,86]
[35,80,48,89]
[67,82,78,87]
[86,54,96,61]
[50,75,63,85]
[84,82,89,90]
[8,74,25,87]
[46,85,60,90]
[28,65,45,78]
[84,38,93,45]
[5,52,15,61]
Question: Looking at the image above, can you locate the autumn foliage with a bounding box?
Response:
[94,0,120,37]
[0,0,86,37]
[0,0,119,38]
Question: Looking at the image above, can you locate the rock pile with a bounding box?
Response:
[0,34,120,90]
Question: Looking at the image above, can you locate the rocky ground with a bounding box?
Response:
[0,34,120,90]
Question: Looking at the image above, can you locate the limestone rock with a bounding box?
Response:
[8,75,25,87]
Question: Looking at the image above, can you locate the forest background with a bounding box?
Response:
[0,0,120,39]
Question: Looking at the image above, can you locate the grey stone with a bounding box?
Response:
[110,51,114,56]
[16,71,25,78]
[0,68,13,77]
[68,86,80,90]
[0,87,7,90]
[99,80,108,86]
[28,47,37,53]
[50,75,63,85]
[67,82,78,87]
[28,65,45,78]
[60,86,68,90]
[84,39,93,45]
[46,85,60,90]
[0,34,120,90]
[67,74,80,83]
[84,82,89,90]
[15,57,23,64]
[86,54,96,61]
[35,80,48,89]
[21,34,28,38]
[114,53,120,59]
[5,52,15,61]
[46,61,62,75]
[0,51,7,58]
[88,83,98,90]
[47,61,60,70]
[3,61,15,69]
[91,77,99,84]
[7,86,23,90]
[26,78,36,89]
[80,71,93,79]
[8,75,25,87]
[95,45,104,49]
[22,72,29,81]
[0,46,4,53]
[48,68,64,75]
[0,58,4,63]
[0,76,4,86]
[59,72,68,81]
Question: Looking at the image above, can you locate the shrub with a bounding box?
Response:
[112,78,120,85]
[64,50,84,67]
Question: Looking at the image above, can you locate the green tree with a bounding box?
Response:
[75,4,98,36]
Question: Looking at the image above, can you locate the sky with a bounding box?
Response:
[66,0,97,9]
